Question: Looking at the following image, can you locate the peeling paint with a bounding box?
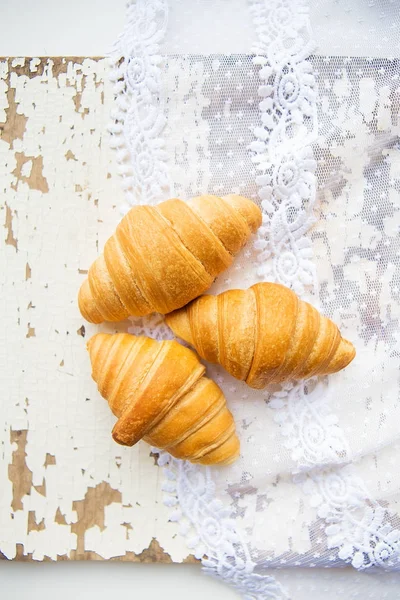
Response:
[1,539,197,563]
[8,430,33,512]
[26,324,35,338]
[34,480,46,497]
[65,149,77,161]
[0,87,28,147]
[44,454,56,467]
[71,482,122,557]
[72,74,87,114]
[12,152,49,192]
[11,58,25,69]
[4,202,18,250]
[28,511,45,532]
[0,58,188,564]
[30,58,41,73]
[55,508,68,526]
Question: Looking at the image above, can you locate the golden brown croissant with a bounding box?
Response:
[87,333,240,465]
[79,194,262,323]
[165,282,356,389]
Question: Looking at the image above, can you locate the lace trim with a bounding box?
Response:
[158,452,287,600]
[247,0,344,467]
[301,469,400,570]
[248,0,349,468]
[109,0,171,212]
[249,0,400,572]
[269,379,350,471]
[248,0,318,300]
[112,1,286,596]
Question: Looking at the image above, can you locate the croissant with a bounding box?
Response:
[165,282,356,389]
[79,194,261,323]
[87,333,240,465]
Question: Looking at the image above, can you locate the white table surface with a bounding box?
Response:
[1,2,400,599]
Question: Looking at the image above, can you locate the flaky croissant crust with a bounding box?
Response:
[87,333,240,465]
[79,194,261,323]
[166,282,356,389]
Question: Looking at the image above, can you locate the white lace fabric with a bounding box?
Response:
[109,0,400,597]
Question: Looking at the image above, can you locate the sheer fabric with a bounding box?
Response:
[109,1,400,596]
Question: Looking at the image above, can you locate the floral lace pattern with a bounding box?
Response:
[269,380,350,471]
[248,0,350,470]
[302,54,400,570]
[158,452,287,600]
[248,0,400,574]
[127,312,174,341]
[248,0,318,295]
[302,469,400,570]
[109,0,171,211]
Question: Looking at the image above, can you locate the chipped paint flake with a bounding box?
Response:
[0,58,187,564]
[12,152,49,192]
[44,454,56,467]
[8,430,33,512]
[1,87,28,147]
[26,324,36,338]
[65,149,77,162]
[4,202,18,250]
[28,511,46,532]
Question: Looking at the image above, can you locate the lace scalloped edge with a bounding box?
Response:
[108,0,171,213]
[248,0,400,572]
[156,450,287,600]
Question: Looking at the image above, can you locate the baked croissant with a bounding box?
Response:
[87,333,240,465]
[165,282,356,389]
[79,194,261,323]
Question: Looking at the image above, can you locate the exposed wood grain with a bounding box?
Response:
[0,539,197,563]
[4,203,18,250]
[12,152,49,192]
[1,87,28,146]
[8,430,33,512]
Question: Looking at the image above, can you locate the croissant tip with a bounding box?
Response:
[341,336,356,355]
[78,279,103,324]
[324,337,356,376]
[164,308,194,346]
[111,427,132,447]
[345,338,356,364]
[112,416,141,447]
[222,194,262,232]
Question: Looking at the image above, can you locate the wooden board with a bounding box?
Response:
[0,57,195,563]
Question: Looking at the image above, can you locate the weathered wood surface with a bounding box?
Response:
[0,57,194,563]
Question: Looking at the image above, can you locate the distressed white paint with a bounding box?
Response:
[0,58,186,562]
